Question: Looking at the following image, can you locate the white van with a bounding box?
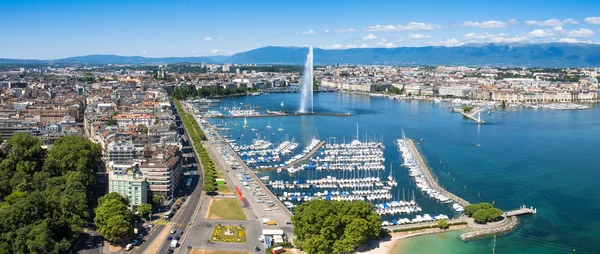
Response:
[125,244,134,251]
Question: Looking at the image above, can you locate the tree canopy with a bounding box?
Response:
[137,203,152,219]
[292,200,381,254]
[94,193,133,243]
[464,202,504,223]
[0,134,101,253]
[172,85,257,100]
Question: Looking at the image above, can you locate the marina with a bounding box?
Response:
[192,92,590,253]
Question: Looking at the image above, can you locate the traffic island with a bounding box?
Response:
[210,225,247,243]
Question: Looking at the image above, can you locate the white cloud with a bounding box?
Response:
[363,34,378,40]
[365,22,441,31]
[203,37,213,41]
[464,33,528,43]
[437,38,462,47]
[333,28,355,33]
[559,38,579,43]
[553,26,565,34]
[460,20,507,28]
[408,33,431,39]
[324,30,330,33]
[210,49,219,54]
[568,28,595,37]
[562,18,579,25]
[302,29,316,35]
[376,41,396,48]
[528,29,554,37]
[584,17,600,24]
[508,19,518,25]
[525,19,563,26]
[396,38,405,43]
[326,43,369,49]
[464,33,509,40]
[142,50,147,54]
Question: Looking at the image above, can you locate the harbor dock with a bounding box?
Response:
[459,108,485,124]
[405,138,471,207]
[259,140,326,171]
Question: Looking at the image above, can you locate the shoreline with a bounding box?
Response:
[356,225,469,254]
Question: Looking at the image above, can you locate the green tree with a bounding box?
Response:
[99,215,132,243]
[137,203,152,220]
[487,208,504,221]
[472,209,489,223]
[463,204,481,216]
[293,200,381,254]
[407,92,413,97]
[95,193,133,242]
[390,87,401,95]
[107,119,117,126]
[437,219,449,229]
[462,106,474,113]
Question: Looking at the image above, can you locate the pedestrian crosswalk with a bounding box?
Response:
[153,219,185,227]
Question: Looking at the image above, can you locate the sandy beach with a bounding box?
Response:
[356,225,469,254]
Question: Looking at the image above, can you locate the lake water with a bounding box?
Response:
[206,92,600,254]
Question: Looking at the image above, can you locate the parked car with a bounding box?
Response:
[178,230,184,235]
[170,229,176,234]
[167,236,173,241]
[137,234,144,239]
[175,235,181,240]
[132,240,139,246]
[125,244,133,251]
[255,245,260,251]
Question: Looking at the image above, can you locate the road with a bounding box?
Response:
[178,114,293,251]
[133,104,205,254]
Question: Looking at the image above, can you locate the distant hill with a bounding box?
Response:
[53,55,216,65]
[226,44,600,67]
[2,43,600,67]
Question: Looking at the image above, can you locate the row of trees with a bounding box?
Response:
[464,202,504,223]
[293,200,382,254]
[0,134,102,253]
[175,100,218,193]
[462,106,474,113]
[172,85,257,100]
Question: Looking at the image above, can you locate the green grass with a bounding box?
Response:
[216,185,233,194]
[211,225,247,243]
[208,198,247,220]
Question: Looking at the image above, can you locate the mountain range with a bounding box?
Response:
[2,43,600,67]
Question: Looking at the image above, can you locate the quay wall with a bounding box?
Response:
[460,216,519,241]
[407,139,471,207]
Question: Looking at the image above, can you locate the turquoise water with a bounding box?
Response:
[207,93,600,254]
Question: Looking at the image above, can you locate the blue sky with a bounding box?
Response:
[1,0,600,59]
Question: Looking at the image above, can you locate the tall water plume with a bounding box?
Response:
[299,47,314,113]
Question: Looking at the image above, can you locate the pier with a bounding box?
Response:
[459,108,485,124]
[259,141,326,171]
[504,205,537,216]
[405,139,471,207]
[205,112,352,119]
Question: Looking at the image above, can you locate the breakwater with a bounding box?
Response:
[460,216,519,241]
[405,138,471,207]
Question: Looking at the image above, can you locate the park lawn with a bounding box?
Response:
[190,249,250,254]
[210,225,247,243]
[216,184,233,194]
[207,198,247,220]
